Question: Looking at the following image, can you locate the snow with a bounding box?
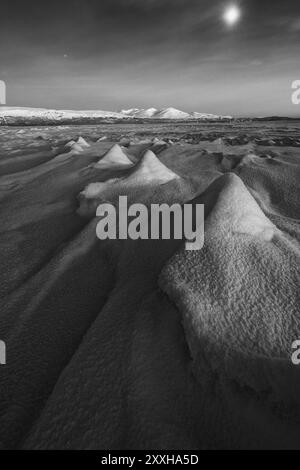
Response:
[120,108,140,115]
[191,111,232,120]
[155,107,191,119]
[120,108,158,118]
[120,107,232,120]
[0,106,125,122]
[76,137,90,148]
[127,149,180,184]
[134,108,159,118]
[1,124,300,449]
[94,144,134,168]
[0,106,232,123]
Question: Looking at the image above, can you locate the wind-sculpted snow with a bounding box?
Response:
[0,126,299,449]
[78,149,181,218]
[94,144,134,169]
[159,173,300,448]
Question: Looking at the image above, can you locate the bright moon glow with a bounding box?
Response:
[223,5,241,26]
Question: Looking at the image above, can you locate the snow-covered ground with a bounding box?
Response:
[0,122,299,449]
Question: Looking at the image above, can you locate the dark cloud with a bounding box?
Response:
[1,0,300,115]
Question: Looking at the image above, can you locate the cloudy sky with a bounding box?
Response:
[1,0,300,116]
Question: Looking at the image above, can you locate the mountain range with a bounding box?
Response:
[0,106,232,124]
[120,107,232,120]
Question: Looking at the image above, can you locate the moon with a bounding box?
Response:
[223,5,241,26]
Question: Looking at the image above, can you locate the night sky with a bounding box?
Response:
[1,0,300,116]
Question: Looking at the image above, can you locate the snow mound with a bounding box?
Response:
[77,137,90,148]
[160,173,300,445]
[151,138,168,152]
[221,152,259,171]
[209,173,276,241]
[65,140,77,148]
[94,144,134,168]
[128,149,180,184]
[64,141,85,153]
[78,150,180,217]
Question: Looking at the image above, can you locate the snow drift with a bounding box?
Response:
[78,149,180,217]
[94,144,134,169]
[159,173,300,448]
[0,128,299,450]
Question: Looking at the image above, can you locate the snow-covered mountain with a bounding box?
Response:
[0,106,232,125]
[191,111,232,120]
[0,106,124,123]
[120,108,158,118]
[120,107,232,120]
[155,107,190,119]
[120,108,141,116]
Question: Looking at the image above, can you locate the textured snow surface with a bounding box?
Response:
[94,144,134,169]
[0,126,299,450]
